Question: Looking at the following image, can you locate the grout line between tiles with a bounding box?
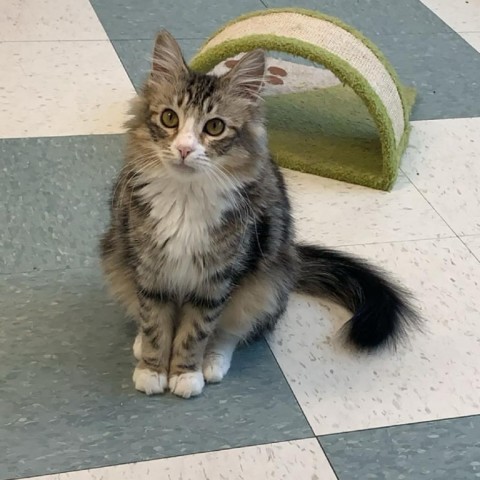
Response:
[459,237,480,264]
[0,132,128,142]
[0,38,110,43]
[316,412,480,438]
[330,234,457,249]
[315,437,341,480]
[400,167,463,239]
[0,37,207,43]
[109,40,139,91]
[459,233,480,238]
[416,1,480,36]
[264,338,317,436]
[0,265,96,277]
[13,436,319,480]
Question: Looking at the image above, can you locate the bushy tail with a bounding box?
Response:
[295,244,419,351]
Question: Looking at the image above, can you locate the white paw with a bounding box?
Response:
[203,353,231,383]
[133,367,167,395]
[133,334,142,361]
[169,372,205,398]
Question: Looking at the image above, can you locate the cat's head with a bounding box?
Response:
[128,31,268,181]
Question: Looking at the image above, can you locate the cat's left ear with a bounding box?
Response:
[151,30,188,82]
[223,50,266,101]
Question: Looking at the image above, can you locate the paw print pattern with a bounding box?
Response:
[224,59,287,86]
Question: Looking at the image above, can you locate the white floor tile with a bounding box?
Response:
[0,41,135,138]
[0,0,108,41]
[420,0,480,33]
[461,32,480,52]
[401,118,480,236]
[462,235,480,260]
[268,237,480,435]
[24,439,335,480]
[286,170,452,247]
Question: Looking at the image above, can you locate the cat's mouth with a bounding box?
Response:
[171,161,196,174]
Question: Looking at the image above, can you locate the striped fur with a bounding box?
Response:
[100,31,418,398]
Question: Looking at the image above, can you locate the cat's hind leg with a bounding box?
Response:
[203,271,290,384]
[100,231,140,319]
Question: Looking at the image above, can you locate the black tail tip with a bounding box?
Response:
[340,296,421,352]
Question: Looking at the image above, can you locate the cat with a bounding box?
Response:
[100,31,418,399]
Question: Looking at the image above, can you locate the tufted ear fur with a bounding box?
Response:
[151,30,188,82]
[223,50,266,101]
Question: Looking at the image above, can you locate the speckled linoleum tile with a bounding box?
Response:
[262,0,454,35]
[420,0,480,34]
[0,0,108,41]
[112,38,203,91]
[461,33,480,53]
[320,416,480,480]
[0,268,311,480]
[374,32,480,120]
[0,135,124,274]
[0,41,135,139]
[462,236,480,263]
[268,237,480,435]
[23,439,336,480]
[285,170,452,247]
[402,118,480,236]
[89,0,265,40]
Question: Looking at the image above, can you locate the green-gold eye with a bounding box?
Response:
[160,109,179,128]
[204,118,225,136]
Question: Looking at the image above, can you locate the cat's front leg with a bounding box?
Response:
[133,293,175,395]
[169,302,222,398]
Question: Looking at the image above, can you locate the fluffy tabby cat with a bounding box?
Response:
[101,31,417,398]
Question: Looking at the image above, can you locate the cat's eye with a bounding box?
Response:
[160,109,179,128]
[204,118,225,136]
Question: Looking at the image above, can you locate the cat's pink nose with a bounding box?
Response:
[177,145,192,160]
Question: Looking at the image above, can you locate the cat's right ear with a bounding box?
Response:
[150,30,188,82]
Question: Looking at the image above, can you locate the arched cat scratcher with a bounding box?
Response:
[190,8,416,191]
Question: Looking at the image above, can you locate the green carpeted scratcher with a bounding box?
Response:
[190,8,416,191]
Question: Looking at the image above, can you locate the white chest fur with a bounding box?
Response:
[139,176,228,292]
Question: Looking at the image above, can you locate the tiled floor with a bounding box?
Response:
[1,0,479,479]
